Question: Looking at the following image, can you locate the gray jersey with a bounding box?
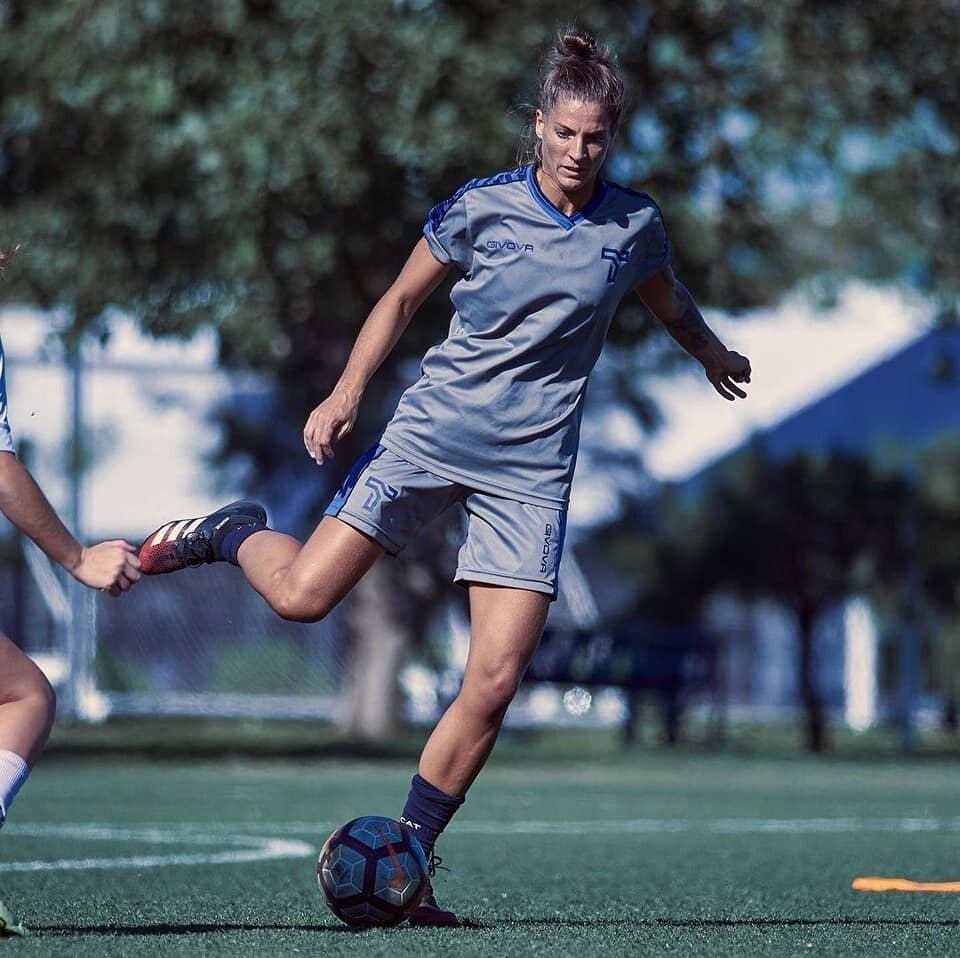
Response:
[381,164,671,507]
[0,335,14,454]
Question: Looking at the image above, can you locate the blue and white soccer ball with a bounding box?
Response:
[317,815,429,928]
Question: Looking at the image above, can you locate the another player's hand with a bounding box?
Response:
[702,349,752,401]
[303,388,360,465]
[72,540,142,596]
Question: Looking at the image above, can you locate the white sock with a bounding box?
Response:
[0,749,30,825]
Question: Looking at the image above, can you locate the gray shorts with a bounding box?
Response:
[324,444,567,598]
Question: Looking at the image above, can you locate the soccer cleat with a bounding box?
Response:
[406,884,460,927]
[0,897,27,937]
[139,500,267,575]
[406,855,460,927]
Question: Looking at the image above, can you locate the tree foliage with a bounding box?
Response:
[606,440,960,751]
[0,0,954,512]
[2,0,956,351]
[2,0,955,512]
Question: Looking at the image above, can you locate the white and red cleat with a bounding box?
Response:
[139,500,266,574]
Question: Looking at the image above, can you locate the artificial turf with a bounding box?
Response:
[3,728,960,956]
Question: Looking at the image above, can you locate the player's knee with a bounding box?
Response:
[272,582,333,623]
[35,674,56,726]
[22,665,56,726]
[465,661,524,714]
[0,654,54,715]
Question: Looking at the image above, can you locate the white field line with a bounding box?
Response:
[8,816,960,844]
[4,817,955,873]
[162,817,960,836]
[470,817,960,835]
[1,825,314,873]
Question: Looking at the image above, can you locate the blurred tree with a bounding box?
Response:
[607,448,911,751]
[846,436,960,743]
[2,0,956,383]
[911,439,960,733]
[617,0,960,309]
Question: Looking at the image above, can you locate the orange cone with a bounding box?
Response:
[853,876,960,892]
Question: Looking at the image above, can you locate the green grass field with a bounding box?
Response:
[4,727,960,956]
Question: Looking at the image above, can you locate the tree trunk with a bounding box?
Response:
[337,562,410,741]
[944,694,958,735]
[797,605,827,752]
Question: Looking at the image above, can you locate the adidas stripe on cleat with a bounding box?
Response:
[139,500,267,575]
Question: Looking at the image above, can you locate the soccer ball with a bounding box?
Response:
[317,816,429,928]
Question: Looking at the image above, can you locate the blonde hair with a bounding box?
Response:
[0,245,21,273]
[520,28,626,166]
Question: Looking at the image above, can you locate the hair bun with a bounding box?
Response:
[559,31,598,60]
[0,244,21,270]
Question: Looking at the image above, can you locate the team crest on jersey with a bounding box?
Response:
[600,246,632,284]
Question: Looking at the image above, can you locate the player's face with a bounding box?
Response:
[535,99,612,197]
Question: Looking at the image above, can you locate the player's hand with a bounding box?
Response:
[702,349,751,401]
[72,540,142,596]
[303,388,360,465]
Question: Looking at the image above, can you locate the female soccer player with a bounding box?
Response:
[0,249,143,936]
[139,29,751,926]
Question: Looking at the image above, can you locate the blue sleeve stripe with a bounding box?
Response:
[427,166,527,232]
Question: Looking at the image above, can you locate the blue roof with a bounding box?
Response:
[692,325,960,478]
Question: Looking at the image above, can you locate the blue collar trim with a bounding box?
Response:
[525,164,608,230]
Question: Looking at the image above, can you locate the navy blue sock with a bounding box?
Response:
[219,522,267,566]
[400,774,464,858]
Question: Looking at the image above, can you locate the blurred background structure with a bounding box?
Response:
[1,0,958,752]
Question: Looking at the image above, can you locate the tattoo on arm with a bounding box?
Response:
[659,282,712,356]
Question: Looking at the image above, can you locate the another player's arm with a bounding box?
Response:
[303,238,452,463]
[637,266,751,401]
[0,452,140,595]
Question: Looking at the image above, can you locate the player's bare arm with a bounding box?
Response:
[303,238,451,464]
[0,451,140,595]
[637,266,752,401]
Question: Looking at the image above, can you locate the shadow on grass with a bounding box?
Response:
[32,919,485,936]
[33,924,349,936]
[498,917,960,928]
[31,917,959,936]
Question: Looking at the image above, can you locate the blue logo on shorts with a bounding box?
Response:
[363,476,399,511]
[539,522,553,574]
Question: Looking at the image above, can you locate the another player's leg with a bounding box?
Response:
[403,585,550,927]
[0,633,57,937]
[139,501,384,623]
